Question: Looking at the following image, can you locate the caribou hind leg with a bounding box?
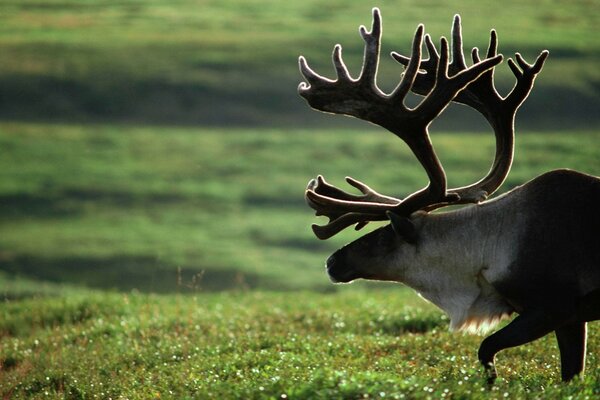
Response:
[555,322,587,381]
[478,310,568,384]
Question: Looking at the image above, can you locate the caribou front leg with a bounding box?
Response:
[477,310,568,384]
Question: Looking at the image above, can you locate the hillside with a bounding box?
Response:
[1,123,599,293]
[0,0,597,128]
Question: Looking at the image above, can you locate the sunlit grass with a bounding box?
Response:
[1,290,598,398]
[1,122,599,397]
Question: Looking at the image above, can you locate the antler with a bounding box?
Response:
[392,15,549,204]
[305,175,400,236]
[299,9,504,239]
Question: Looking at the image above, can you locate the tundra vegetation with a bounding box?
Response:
[1,125,599,398]
[1,0,599,398]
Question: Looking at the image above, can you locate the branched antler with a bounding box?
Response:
[305,175,400,238]
[392,15,549,203]
[300,9,547,240]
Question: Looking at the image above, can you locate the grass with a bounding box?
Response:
[1,1,599,397]
[1,289,598,399]
[1,122,599,397]
[0,0,597,126]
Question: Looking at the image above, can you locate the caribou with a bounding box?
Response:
[298,8,600,383]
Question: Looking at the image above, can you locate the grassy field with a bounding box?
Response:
[1,123,599,397]
[1,289,599,398]
[0,0,597,126]
[1,1,599,397]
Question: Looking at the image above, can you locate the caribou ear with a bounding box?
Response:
[386,211,418,244]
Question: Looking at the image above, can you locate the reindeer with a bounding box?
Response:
[298,8,600,383]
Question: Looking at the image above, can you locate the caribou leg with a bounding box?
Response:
[477,310,568,384]
[555,321,587,381]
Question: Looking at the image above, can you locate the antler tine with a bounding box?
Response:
[305,175,401,238]
[312,212,387,240]
[389,17,453,98]
[486,28,498,59]
[505,50,549,111]
[358,8,382,88]
[332,45,352,81]
[307,176,400,206]
[392,24,425,103]
[305,187,398,216]
[450,14,467,71]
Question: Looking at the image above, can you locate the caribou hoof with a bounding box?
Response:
[483,362,498,385]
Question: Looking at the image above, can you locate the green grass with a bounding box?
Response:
[1,1,599,396]
[0,0,597,126]
[1,123,599,292]
[1,290,599,399]
[1,123,599,397]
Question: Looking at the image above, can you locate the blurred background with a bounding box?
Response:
[1,0,599,296]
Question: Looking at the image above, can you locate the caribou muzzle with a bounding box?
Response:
[326,252,360,283]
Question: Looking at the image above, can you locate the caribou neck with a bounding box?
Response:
[396,197,524,330]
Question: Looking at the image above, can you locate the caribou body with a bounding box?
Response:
[327,169,600,336]
[299,9,599,382]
